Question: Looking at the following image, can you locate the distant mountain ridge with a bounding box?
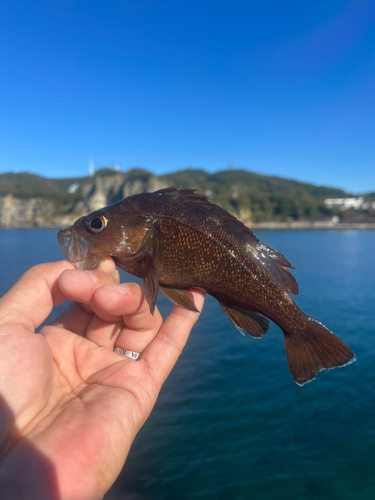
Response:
[0,168,373,227]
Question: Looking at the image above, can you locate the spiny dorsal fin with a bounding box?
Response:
[155,187,259,241]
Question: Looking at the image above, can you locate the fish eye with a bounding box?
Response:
[87,214,108,234]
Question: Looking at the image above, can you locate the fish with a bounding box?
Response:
[58,187,355,385]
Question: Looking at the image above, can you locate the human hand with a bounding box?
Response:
[0,258,205,500]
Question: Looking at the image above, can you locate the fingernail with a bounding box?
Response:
[103,284,129,295]
[71,270,98,288]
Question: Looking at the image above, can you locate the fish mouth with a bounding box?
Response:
[58,228,89,263]
[57,227,104,270]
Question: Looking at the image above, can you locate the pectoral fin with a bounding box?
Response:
[220,303,269,338]
[159,285,199,312]
[141,254,159,315]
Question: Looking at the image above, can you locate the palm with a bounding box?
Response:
[0,259,204,500]
[33,328,148,498]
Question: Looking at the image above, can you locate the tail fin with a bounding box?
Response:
[283,318,355,386]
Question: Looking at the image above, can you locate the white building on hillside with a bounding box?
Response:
[324,197,364,210]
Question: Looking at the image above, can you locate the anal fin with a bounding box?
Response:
[159,285,199,312]
[220,303,269,338]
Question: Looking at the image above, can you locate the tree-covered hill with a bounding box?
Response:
[0,167,371,227]
[161,169,350,222]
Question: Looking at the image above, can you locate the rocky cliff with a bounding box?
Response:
[1,167,368,228]
[0,194,54,227]
[0,169,167,228]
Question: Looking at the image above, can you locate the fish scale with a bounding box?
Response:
[58,187,355,385]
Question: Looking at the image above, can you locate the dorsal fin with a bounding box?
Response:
[255,243,299,295]
[154,187,259,241]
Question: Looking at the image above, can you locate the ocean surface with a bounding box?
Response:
[1,228,374,500]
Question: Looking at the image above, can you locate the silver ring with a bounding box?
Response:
[114,347,141,360]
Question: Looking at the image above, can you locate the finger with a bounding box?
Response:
[54,261,120,334]
[141,289,205,388]
[93,283,159,330]
[57,264,119,309]
[50,301,96,337]
[0,261,74,330]
[86,283,163,351]
[94,255,119,279]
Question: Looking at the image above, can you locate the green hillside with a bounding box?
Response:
[0,168,363,223]
[161,169,349,222]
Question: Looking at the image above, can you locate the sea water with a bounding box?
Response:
[1,229,374,500]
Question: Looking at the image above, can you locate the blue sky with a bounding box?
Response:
[1,0,374,193]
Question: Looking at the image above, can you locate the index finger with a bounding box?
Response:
[0,260,74,330]
[140,289,206,389]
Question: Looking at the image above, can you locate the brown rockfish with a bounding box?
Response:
[58,187,355,385]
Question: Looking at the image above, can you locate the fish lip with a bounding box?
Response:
[57,228,89,263]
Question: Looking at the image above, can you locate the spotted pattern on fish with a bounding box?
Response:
[58,187,355,385]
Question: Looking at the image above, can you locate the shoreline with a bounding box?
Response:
[2,222,375,230]
[250,221,375,230]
